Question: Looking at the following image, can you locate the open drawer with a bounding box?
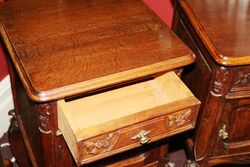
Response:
[58,71,200,165]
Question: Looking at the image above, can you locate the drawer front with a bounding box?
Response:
[78,107,198,164]
[228,67,250,99]
[58,72,200,165]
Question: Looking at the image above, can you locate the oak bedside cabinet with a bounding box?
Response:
[0,0,200,166]
[173,0,250,166]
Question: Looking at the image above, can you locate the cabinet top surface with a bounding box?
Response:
[0,0,193,102]
[180,0,250,66]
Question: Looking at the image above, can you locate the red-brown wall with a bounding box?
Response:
[0,0,8,81]
[143,0,174,28]
[0,0,174,81]
[0,44,8,81]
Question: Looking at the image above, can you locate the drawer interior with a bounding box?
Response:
[57,71,200,164]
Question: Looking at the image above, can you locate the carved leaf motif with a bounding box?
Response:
[37,103,52,134]
[231,71,250,92]
[168,110,192,128]
[82,133,118,155]
[210,68,230,97]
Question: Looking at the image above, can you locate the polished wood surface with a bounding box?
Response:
[173,0,250,166]
[0,0,194,102]
[1,0,200,166]
[178,0,250,66]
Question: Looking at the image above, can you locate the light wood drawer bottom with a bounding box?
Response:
[58,71,200,165]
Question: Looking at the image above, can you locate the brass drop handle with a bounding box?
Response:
[131,130,151,144]
[218,124,228,140]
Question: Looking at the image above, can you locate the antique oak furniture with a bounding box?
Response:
[0,0,200,166]
[173,0,250,166]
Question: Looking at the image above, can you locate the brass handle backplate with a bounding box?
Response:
[218,124,228,140]
[131,130,151,144]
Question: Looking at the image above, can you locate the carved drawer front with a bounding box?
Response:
[57,72,200,166]
[228,68,250,99]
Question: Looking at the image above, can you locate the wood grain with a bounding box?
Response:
[178,0,250,66]
[58,71,200,164]
[0,0,194,102]
[58,72,198,140]
[173,1,250,166]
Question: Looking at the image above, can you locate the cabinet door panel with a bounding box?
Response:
[216,99,250,155]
